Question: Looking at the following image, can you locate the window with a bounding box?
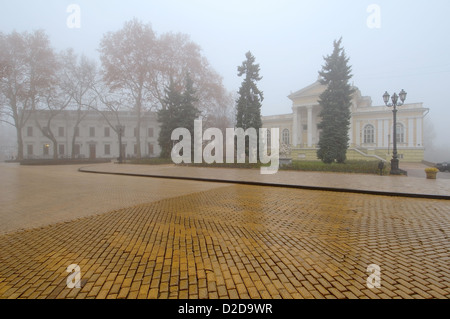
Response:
[148,127,154,138]
[74,127,79,137]
[282,129,290,145]
[27,126,33,137]
[266,129,271,148]
[396,123,405,143]
[58,127,64,137]
[59,144,65,156]
[363,124,375,144]
[27,144,33,156]
[104,144,111,155]
[134,127,138,137]
[104,127,110,137]
[134,144,138,155]
[89,127,95,137]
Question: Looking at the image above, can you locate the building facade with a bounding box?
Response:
[21,110,160,160]
[20,80,429,163]
[262,79,429,162]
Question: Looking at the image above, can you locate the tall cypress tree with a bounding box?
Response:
[235,51,263,156]
[236,51,263,130]
[317,38,354,164]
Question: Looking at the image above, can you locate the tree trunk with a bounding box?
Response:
[136,115,141,158]
[71,124,79,159]
[52,138,58,160]
[16,126,24,161]
[118,130,123,163]
[135,94,142,159]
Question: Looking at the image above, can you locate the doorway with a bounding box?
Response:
[89,144,96,159]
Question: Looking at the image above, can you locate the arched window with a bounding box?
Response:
[396,123,405,143]
[282,129,290,145]
[363,124,375,144]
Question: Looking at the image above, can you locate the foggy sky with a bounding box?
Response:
[1,0,449,151]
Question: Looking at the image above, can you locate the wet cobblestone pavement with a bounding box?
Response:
[1,165,449,299]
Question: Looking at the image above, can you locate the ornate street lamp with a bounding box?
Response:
[383,89,407,175]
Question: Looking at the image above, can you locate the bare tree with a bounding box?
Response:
[90,82,128,163]
[0,31,30,160]
[0,30,56,160]
[97,19,234,161]
[99,18,156,159]
[59,49,97,158]
[0,33,9,125]
[154,32,233,129]
[32,85,72,159]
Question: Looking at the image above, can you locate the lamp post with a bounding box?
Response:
[383,89,407,175]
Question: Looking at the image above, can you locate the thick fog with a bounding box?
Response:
[1,0,449,162]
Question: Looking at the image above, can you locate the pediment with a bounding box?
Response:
[288,80,326,102]
[288,79,368,108]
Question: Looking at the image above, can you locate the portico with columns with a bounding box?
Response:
[262,79,429,162]
[292,104,318,148]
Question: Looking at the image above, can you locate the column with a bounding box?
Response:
[348,117,353,146]
[416,118,422,147]
[307,105,313,147]
[355,120,360,146]
[298,109,302,147]
[408,118,414,147]
[377,120,383,148]
[292,107,298,147]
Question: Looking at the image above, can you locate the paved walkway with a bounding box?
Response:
[0,163,449,299]
[79,162,450,199]
[0,163,226,235]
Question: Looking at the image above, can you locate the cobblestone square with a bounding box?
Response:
[0,163,449,299]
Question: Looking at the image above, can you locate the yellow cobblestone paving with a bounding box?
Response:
[0,163,226,235]
[0,184,449,299]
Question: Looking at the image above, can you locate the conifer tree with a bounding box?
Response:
[157,74,200,159]
[179,73,200,135]
[235,51,263,155]
[317,38,354,164]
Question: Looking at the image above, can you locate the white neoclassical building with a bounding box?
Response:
[262,79,429,162]
[21,110,160,160]
[19,79,429,163]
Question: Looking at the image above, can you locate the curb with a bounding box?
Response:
[78,167,450,201]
